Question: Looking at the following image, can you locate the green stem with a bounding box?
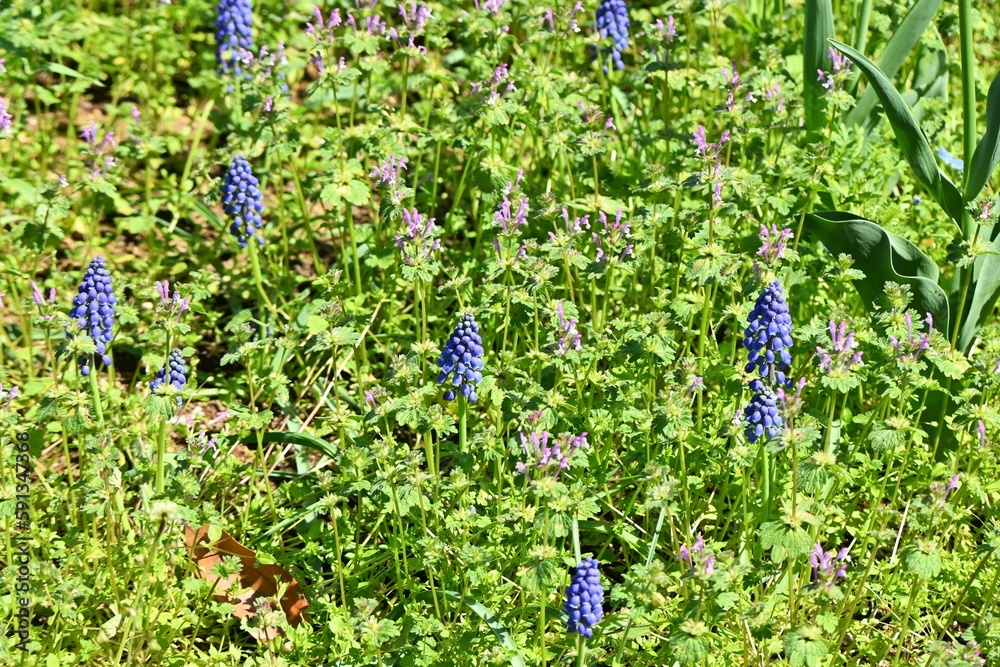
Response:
[88,368,104,425]
[155,419,167,494]
[958,0,977,196]
[247,240,275,313]
[458,392,467,454]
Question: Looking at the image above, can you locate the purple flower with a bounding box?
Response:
[221,156,265,248]
[979,420,987,449]
[743,381,783,443]
[554,302,582,355]
[399,2,431,30]
[472,64,515,106]
[678,534,714,576]
[517,429,588,478]
[744,281,793,386]
[435,313,484,402]
[0,98,11,133]
[371,154,408,190]
[592,209,633,263]
[29,280,57,321]
[888,312,932,362]
[816,320,863,374]
[155,280,190,320]
[810,543,850,589]
[395,207,440,265]
[493,171,528,233]
[150,348,188,406]
[757,224,793,264]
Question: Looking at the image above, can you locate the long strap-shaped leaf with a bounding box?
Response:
[844,0,944,128]
[956,242,1000,354]
[805,211,950,335]
[832,40,964,228]
[804,0,835,139]
[965,69,1000,200]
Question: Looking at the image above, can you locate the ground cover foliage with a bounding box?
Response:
[2,0,1000,665]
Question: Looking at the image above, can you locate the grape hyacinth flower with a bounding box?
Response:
[743,380,783,443]
[69,257,117,376]
[810,543,850,590]
[594,0,629,71]
[151,349,188,406]
[216,0,254,74]
[222,156,265,248]
[564,557,604,638]
[744,281,793,386]
[435,314,485,402]
[816,320,863,374]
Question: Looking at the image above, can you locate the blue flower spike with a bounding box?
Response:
[743,280,793,386]
[222,156,265,248]
[150,348,188,406]
[70,256,117,376]
[436,313,485,403]
[595,0,630,70]
[216,0,254,74]
[564,557,604,638]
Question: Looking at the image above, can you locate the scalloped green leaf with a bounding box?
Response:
[965,68,1000,200]
[805,211,950,335]
[831,40,964,227]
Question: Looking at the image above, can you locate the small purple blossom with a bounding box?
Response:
[889,312,932,362]
[757,224,793,264]
[554,302,582,355]
[592,209,633,263]
[371,154,408,191]
[678,534,714,576]
[816,321,863,374]
[0,98,12,133]
[516,429,588,478]
[395,208,441,264]
[810,543,850,589]
[472,64,515,106]
[978,420,987,449]
[818,46,851,91]
[494,171,529,233]
[29,280,58,321]
[155,280,190,320]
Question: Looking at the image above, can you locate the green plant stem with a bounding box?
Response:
[458,392,467,454]
[88,369,104,425]
[155,419,167,494]
[345,203,362,297]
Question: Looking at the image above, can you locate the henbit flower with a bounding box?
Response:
[979,420,987,449]
[69,256,117,376]
[554,302,582,355]
[435,313,485,402]
[810,543,850,589]
[889,312,932,362]
[516,430,588,477]
[371,154,408,190]
[757,224,793,264]
[816,320,863,374]
[155,280,190,319]
[743,380,783,443]
[216,0,254,74]
[592,209,634,263]
[475,0,507,15]
[594,0,630,71]
[744,281,793,386]
[0,98,12,133]
[222,156,265,248]
[564,557,604,638]
[554,208,591,239]
[654,15,676,43]
[494,171,529,233]
[472,64,515,106]
[818,46,851,91]
[150,348,188,406]
[398,2,431,30]
[395,207,441,265]
[0,383,18,411]
[30,282,57,321]
[79,122,117,180]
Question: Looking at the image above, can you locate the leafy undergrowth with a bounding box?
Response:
[1,0,1000,666]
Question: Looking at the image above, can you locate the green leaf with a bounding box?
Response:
[804,0,835,138]
[221,430,337,459]
[805,211,950,336]
[845,0,944,127]
[902,543,942,579]
[785,627,829,667]
[957,246,1000,353]
[965,68,1000,200]
[442,591,527,667]
[831,40,964,226]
